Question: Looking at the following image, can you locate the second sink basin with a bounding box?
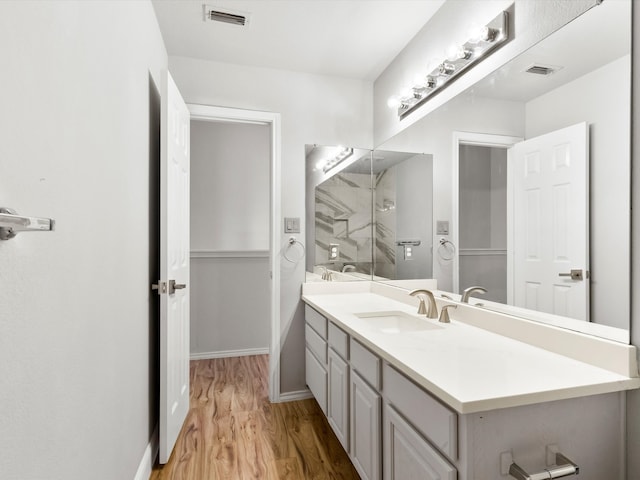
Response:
[354,311,442,333]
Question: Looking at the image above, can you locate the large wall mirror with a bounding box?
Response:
[305,0,630,343]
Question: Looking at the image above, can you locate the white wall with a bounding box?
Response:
[373,0,598,146]
[0,1,167,479]
[168,56,373,393]
[190,121,271,356]
[525,56,630,329]
[191,121,270,251]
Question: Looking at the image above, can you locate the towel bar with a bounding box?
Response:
[509,452,579,479]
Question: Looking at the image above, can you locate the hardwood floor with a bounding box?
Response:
[150,355,360,480]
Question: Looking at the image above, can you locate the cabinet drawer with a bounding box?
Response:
[383,363,457,461]
[350,338,381,390]
[328,322,349,360]
[306,324,327,364]
[306,348,327,414]
[305,305,327,339]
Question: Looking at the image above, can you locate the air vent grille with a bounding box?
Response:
[202,5,250,27]
[525,64,559,76]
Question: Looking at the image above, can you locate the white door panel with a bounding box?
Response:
[159,70,190,464]
[511,122,589,320]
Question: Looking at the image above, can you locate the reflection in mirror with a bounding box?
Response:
[305,145,373,281]
[375,0,630,342]
[372,151,433,281]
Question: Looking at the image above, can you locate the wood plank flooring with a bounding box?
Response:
[150,355,360,480]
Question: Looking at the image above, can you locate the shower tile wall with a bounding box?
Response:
[374,168,397,279]
[315,172,373,270]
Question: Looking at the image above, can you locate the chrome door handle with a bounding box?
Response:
[558,269,583,281]
[174,283,186,290]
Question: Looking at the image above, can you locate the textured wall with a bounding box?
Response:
[0,1,167,478]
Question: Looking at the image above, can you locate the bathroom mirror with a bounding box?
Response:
[305,145,373,281]
[375,0,630,341]
[372,151,433,280]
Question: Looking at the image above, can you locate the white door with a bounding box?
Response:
[510,122,589,320]
[157,70,190,464]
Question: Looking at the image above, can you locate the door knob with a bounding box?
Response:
[558,269,583,281]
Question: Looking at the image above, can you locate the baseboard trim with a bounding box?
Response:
[134,424,158,480]
[190,347,270,360]
[277,389,314,403]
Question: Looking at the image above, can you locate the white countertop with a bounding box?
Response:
[302,289,640,414]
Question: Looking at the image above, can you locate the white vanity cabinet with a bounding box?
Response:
[327,322,350,451]
[303,303,626,480]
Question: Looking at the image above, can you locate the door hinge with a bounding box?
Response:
[152,281,167,295]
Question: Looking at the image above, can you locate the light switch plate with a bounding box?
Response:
[284,217,300,233]
[436,220,450,235]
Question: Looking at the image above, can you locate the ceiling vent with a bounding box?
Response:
[525,64,562,76]
[202,5,250,27]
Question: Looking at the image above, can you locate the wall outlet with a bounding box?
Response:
[329,243,339,261]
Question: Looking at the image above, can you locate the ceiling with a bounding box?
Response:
[469,0,630,103]
[151,0,445,81]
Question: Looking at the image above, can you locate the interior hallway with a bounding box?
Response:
[150,355,359,479]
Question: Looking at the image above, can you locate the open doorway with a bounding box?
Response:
[457,144,508,303]
[451,132,522,297]
[188,105,281,403]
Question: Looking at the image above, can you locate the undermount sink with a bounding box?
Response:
[354,311,442,333]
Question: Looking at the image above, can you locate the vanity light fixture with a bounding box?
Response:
[322,147,354,173]
[388,9,509,119]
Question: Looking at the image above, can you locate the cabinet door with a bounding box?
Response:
[384,405,456,480]
[351,370,381,480]
[306,348,327,414]
[328,347,350,451]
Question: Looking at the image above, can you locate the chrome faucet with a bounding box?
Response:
[319,266,333,281]
[461,286,487,303]
[409,289,438,319]
[342,264,356,273]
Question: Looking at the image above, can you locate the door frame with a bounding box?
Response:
[188,104,282,402]
[451,131,523,294]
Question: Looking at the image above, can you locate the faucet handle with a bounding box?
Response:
[439,305,457,323]
[415,297,428,315]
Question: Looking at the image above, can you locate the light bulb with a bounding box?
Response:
[467,23,486,44]
[446,43,472,61]
[387,95,401,109]
[399,86,414,99]
[445,43,461,61]
[413,71,428,88]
